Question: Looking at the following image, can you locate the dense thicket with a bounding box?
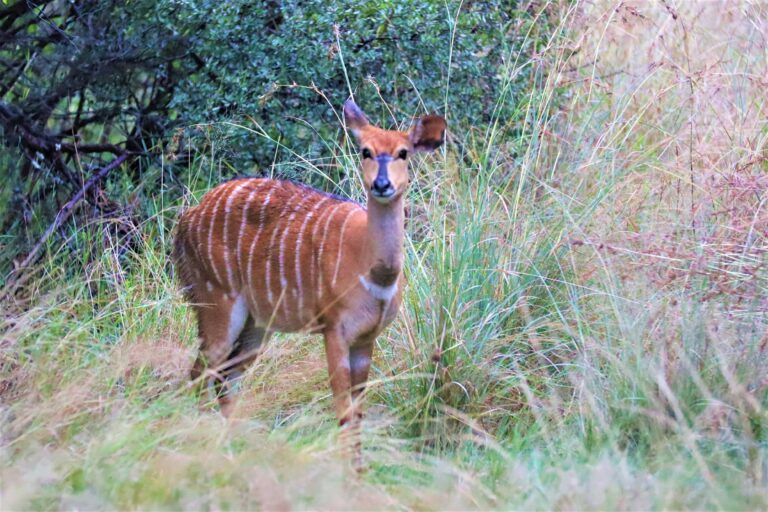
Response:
[0,0,534,284]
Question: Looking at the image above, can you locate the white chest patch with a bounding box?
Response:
[359,275,398,302]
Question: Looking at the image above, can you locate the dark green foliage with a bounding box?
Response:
[0,0,537,281]
[176,0,530,164]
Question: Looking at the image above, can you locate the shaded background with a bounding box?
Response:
[0,0,536,284]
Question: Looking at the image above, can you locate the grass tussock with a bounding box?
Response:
[2,1,767,509]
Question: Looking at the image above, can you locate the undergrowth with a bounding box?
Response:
[2,1,767,509]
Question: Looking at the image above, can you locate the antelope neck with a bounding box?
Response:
[363,193,404,287]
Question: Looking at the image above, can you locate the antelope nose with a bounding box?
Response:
[372,176,392,193]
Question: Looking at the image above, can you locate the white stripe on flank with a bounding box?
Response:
[194,187,216,260]
[235,180,264,289]
[316,202,347,301]
[309,202,331,296]
[265,190,298,305]
[191,197,210,267]
[197,185,228,280]
[295,197,330,317]
[223,181,249,292]
[186,206,205,267]
[207,183,231,288]
[278,193,313,320]
[246,184,277,319]
[308,204,329,309]
[331,206,360,289]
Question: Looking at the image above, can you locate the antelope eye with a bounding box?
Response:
[362,148,372,159]
[398,149,408,159]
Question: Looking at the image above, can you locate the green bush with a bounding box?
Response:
[175,0,536,169]
[0,0,539,275]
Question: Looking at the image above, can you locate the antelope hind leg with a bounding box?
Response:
[190,291,249,408]
[217,319,268,417]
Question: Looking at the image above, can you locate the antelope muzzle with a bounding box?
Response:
[371,154,395,202]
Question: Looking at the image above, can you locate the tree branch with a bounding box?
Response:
[1,152,131,299]
[0,101,129,156]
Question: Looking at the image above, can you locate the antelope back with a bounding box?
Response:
[174,178,364,331]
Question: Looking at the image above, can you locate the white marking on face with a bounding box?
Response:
[331,206,361,289]
[226,294,249,346]
[359,274,398,302]
[206,281,214,292]
[223,182,249,291]
[247,185,277,319]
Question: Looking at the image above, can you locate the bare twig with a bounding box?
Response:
[1,152,130,299]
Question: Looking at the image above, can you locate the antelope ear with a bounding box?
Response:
[409,114,447,152]
[343,99,369,137]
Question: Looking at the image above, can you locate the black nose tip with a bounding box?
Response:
[372,176,392,193]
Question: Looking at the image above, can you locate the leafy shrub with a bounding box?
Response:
[0,0,539,277]
[175,0,534,166]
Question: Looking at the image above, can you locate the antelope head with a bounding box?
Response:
[343,99,447,204]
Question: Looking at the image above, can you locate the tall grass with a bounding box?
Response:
[2,1,767,509]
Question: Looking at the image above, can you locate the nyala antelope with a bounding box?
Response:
[173,99,446,457]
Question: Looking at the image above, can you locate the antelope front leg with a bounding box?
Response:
[350,341,373,419]
[324,327,367,471]
[349,341,373,471]
[323,328,353,426]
